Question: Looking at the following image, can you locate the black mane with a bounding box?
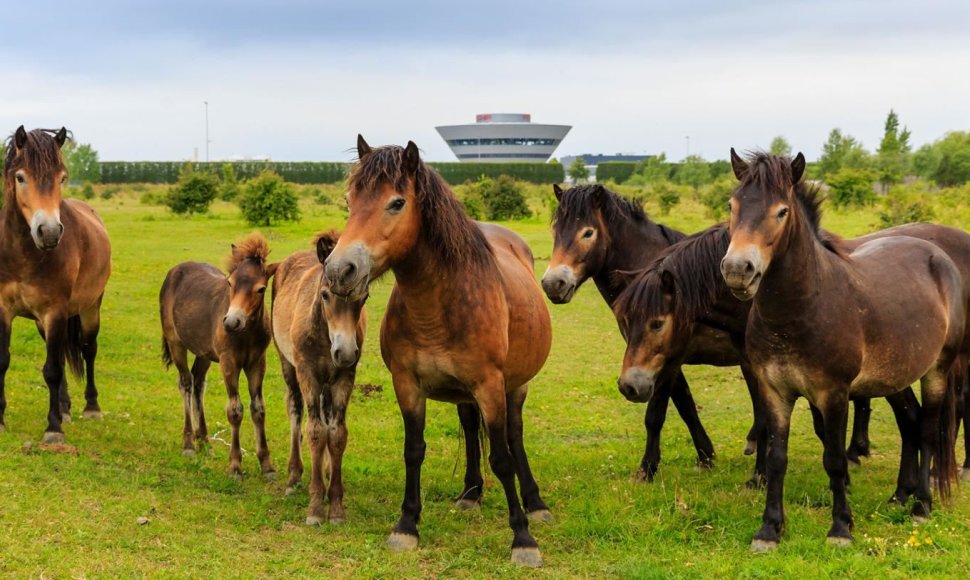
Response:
[553,184,649,227]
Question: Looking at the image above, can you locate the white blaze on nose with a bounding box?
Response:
[224,306,247,330]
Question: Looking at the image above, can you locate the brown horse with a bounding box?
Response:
[324,136,553,567]
[271,231,367,525]
[0,126,111,443]
[159,234,278,479]
[720,151,966,551]
[542,183,720,480]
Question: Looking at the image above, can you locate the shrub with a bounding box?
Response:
[219,163,240,201]
[167,164,218,215]
[653,181,682,216]
[140,190,167,205]
[475,175,531,221]
[595,162,638,184]
[100,186,120,200]
[699,176,736,219]
[878,184,935,227]
[826,168,877,209]
[567,157,590,183]
[238,169,301,226]
[78,182,95,200]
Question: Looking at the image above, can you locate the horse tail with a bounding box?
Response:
[65,315,85,379]
[936,354,965,501]
[161,339,173,369]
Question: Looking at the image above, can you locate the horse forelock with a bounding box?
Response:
[4,128,67,193]
[553,184,649,231]
[228,233,271,272]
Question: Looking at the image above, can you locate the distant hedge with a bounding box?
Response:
[100,161,348,184]
[99,160,563,185]
[595,162,638,184]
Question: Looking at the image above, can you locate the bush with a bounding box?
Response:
[699,176,736,219]
[653,181,681,216]
[219,163,240,201]
[595,162,638,184]
[826,168,877,209]
[474,175,531,221]
[567,157,590,183]
[77,182,95,200]
[167,164,218,215]
[238,170,301,226]
[878,184,935,227]
[100,186,120,200]
[140,191,167,206]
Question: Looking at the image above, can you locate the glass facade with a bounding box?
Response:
[456,153,552,159]
[448,138,558,147]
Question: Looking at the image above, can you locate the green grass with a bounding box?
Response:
[1,192,968,577]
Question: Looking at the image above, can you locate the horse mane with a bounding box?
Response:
[614,224,732,331]
[311,229,340,250]
[227,232,271,272]
[3,128,68,195]
[349,145,493,269]
[740,152,846,257]
[552,184,650,227]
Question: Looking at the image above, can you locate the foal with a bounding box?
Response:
[272,231,367,525]
[160,234,278,478]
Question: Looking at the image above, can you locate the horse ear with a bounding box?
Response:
[404,141,420,174]
[230,243,240,262]
[553,183,563,201]
[660,269,676,295]
[54,127,68,147]
[730,148,747,180]
[14,125,27,150]
[356,134,371,159]
[591,184,605,208]
[609,269,639,289]
[265,262,280,278]
[791,152,806,183]
[315,232,339,264]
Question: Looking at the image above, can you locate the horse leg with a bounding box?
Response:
[636,376,672,482]
[845,398,873,466]
[324,375,353,524]
[280,358,304,495]
[220,360,245,478]
[387,372,426,552]
[670,370,715,470]
[476,377,542,568]
[245,355,275,479]
[168,343,195,455]
[819,392,853,546]
[301,370,327,525]
[751,386,795,552]
[80,301,104,419]
[507,385,551,521]
[37,321,71,424]
[0,312,11,432]
[742,363,763,456]
[190,357,211,452]
[913,370,951,521]
[455,402,485,508]
[886,388,920,504]
[962,368,970,482]
[40,313,69,444]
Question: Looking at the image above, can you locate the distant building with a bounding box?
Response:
[436,114,571,162]
[559,153,651,182]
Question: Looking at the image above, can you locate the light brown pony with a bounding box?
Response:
[0,126,111,443]
[324,136,553,567]
[271,231,367,525]
[159,234,278,478]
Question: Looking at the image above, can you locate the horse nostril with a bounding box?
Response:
[57,223,64,236]
[340,262,356,284]
[745,261,754,274]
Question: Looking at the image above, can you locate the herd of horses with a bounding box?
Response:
[2,127,969,567]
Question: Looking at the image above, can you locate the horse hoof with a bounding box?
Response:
[961,468,970,483]
[61,413,72,425]
[634,468,655,483]
[527,509,554,524]
[262,470,277,482]
[751,539,778,553]
[743,440,756,456]
[0,423,6,433]
[696,462,713,473]
[82,410,103,420]
[41,431,65,445]
[306,515,323,526]
[455,499,481,511]
[827,536,852,548]
[182,449,196,457]
[511,547,543,568]
[329,516,345,525]
[745,476,766,490]
[847,457,861,468]
[912,514,929,524]
[387,532,419,552]
[228,470,243,481]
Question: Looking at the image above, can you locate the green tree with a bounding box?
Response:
[699,176,737,219]
[876,109,912,191]
[653,181,682,216]
[219,163,241,201]
[62,141,101,183]
[238,169,301,226]
[817,129,871,178]
[631,153,671,184]
[167,163,218,215]
[913,131,970,186]
[826,168,877,208]
[769,136,792,156]
[675,155,711,190]
[567,157,590,183]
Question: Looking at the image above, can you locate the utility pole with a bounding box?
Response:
[204,101,210,162]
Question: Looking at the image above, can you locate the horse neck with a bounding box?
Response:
[0,199,35,265]
[752,217,832,325]
[592,219,678,307]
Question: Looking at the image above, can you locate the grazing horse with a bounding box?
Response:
[541,184,721,480]
[0,126,111,443]
[271,231,367,525]
[720,151,966,551]
[159,234,278,479]
[324,136,553,567]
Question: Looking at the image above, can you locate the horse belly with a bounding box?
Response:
[683,324,742,367]
[499,258,552,390]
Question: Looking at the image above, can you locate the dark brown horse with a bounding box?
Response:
[0,126,111,443]
[160,234,278,479]
[272,231,367,525]
[324,136,553,567]
[543,183,755,480]
[721,151,966,551]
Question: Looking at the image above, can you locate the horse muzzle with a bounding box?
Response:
[324,243,371,301]
[30,211,64,251]
[223,307,248,333]
[541,265,578,304]
[720,246,764,301]
[617,367,657,403]
[330,333,360,368]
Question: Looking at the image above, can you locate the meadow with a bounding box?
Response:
[1,187,968,577]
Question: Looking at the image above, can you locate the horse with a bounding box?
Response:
[541,183,721,481]
[324,136,553,567]
[720,151,966,551]
[159,233,278,479]
[271,230,368,525]
[0,126,111,444]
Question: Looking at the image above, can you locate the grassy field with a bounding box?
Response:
[1,188,969,577]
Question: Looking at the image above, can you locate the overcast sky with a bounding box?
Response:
[2,0,968,162]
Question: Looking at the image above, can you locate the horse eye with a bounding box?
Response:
[321,289,332,302]
[256,286,266,294]
[387,198,406,213]
[649,320,665,333]
[776,207,789,220]
[16,173,25,184]
[582,229,595,239]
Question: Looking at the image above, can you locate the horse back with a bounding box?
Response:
[159,262,228,359]
[271,250,321,367]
